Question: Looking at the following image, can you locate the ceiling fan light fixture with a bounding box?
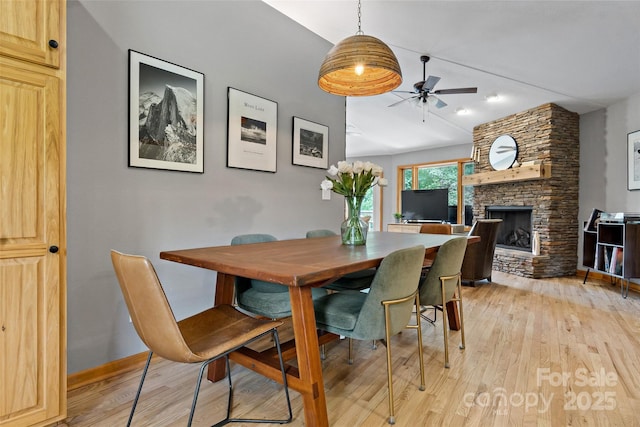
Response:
[318,1,402,97]
[426,95,439,106]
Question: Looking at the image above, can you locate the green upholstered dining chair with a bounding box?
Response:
[110,250,292,427]
[305,229,376,292]
[418,236,468,368]
[313,245,426,425]
[306,229,378,359]
[232,234,327,319]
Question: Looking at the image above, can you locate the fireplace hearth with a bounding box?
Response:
[486,206,532,251]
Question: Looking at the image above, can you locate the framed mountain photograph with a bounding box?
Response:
[128,50,204,172]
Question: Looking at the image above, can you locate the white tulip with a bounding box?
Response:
[378,177,388,187]
[337,161,353,174]
[320,179,333,190]
[352,160,364,173]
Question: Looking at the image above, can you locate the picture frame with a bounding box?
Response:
[227,87,277,172]
[628,130,640,190]
[292,117,329,169]
[128,50,204,173]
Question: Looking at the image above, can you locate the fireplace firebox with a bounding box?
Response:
[486,206,533,251]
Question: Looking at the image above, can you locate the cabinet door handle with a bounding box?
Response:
[49,245,59,253]
[48,39,59,49]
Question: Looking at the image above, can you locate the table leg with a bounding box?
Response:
[207,272,236,382]
[288,286,329,427]
[446,301,460,331]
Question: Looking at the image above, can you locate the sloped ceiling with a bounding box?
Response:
[263,1,640,157]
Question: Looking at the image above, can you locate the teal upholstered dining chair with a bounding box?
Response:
[313,245,426,425]
[418,236,468,368]
[232,234,327,319]
[305,229,376,292]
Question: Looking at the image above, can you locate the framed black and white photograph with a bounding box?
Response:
[129,50,204,173]
[292,117,329,169]
[628,130,640,190]
[128,50,204,172]
[227,87,277,172]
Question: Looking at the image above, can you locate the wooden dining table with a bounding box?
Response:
[160,231,478,427]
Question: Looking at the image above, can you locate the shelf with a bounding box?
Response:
[462,163,551,186]
[583,219,640,298]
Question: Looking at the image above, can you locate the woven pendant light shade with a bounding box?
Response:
[318,34,402,97]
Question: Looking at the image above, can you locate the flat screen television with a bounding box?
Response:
[401,189,449,222]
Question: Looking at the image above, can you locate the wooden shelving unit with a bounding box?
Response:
[461,163,550,186]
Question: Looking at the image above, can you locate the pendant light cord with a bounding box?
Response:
[356,0,363,35]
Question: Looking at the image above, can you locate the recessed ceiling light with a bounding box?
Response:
[485,93,500,102]
[455,107,469,115]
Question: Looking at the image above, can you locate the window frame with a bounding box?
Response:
[397,157,472,224]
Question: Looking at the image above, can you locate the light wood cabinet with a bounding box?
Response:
[0,0,62,68]
[0,1,66,426]
[386,223,422,233]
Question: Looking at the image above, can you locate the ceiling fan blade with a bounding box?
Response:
[432,96,447,109]
[388,96,418,107]
[423,75,441,92]
[392,90,419,94]
[433,87,478,95]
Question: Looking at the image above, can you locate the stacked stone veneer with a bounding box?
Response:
[472,103,579,278]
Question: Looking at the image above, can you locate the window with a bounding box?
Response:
[360,187,374,230]
[398,159,474,225]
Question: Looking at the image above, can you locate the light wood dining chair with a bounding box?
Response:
[111,250,292,427]
[419,222,452,235]
[418,237,468,368]
[313,245,426,425]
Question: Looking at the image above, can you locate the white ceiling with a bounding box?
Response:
[263,0,640,157]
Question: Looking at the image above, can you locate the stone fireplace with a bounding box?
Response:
[469,103,579,278]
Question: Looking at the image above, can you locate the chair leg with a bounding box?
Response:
[457,277,466,350]
[320,344,326,360]
[420,305,437,324]
[193,329,292,427]
[126,351,153,427]
[215,329,293,426]
[383,305,396,425]
[413,295,426,392]
[441,278,450,369]
[348,338,354,365]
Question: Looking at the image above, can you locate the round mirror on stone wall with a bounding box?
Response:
[489,134,518,170]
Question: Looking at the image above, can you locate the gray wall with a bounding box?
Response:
[67,0,345,373]
[66,0,640,374]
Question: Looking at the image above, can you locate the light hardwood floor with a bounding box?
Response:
[63,272,640,426]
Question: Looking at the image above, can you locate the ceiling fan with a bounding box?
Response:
[389,55,478,109]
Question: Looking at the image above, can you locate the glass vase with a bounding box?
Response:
[341,196,368,245]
